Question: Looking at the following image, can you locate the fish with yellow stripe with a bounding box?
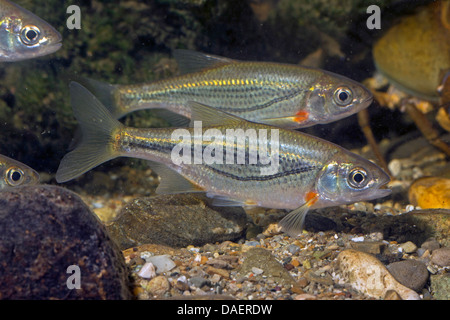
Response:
[56,82,390,236]
[79,50,373,129]
[0,0,62,61]
[0,154,39,189]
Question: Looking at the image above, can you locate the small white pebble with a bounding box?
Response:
[251,267,264,275]
[140,251,154,260]
[351,236,365,242]
[353,202,367,212]
[194,254,202,262]
[138,262,156,279]
[388,159,402,177]
[405,204,415,212]
[92,202,104,209]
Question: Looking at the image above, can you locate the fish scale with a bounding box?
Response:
[119,63,306,117]
[80,50,373,129]
[56,82,390,236]
[116,122,332,210]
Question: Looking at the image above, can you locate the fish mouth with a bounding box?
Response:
[34,41,62,58]
[370,178,392,199]
[373,187,392,198]
[358,91,374,108]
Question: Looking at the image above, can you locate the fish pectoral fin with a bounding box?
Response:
[261,111,310,125]
[149,161,204,194]
[173,49,235,74]
[187,101,246,127]
[278,193,319,237]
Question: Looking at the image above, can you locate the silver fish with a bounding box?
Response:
[0,0,62,61]
[0,153,39,189]
[56,82,390,236]
[80,50,373,129]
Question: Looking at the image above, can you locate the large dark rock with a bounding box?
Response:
[0,185,131,300]
[106,194,248,249]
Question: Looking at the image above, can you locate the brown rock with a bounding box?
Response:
[387,260,429,292]
[205,266,230,279]
[146,275,170,297]
[0,185,131,300]
[107,194,247,249]
[431,247,450,267]
[350,241,385,254]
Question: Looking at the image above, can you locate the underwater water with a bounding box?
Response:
[0,0,449,301]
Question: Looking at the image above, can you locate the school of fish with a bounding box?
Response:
[0,0,62,187]
[55,81,390,236]
[1,0,391,237]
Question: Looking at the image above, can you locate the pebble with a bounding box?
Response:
[106,194,247,249]
[386,260,429,292]
[146,276,170,297]
[399,241,417,253]
[145,255,176,274]
[388,159,402,177]
[408,177,450,209]
[188,276,209,289]
[351,236,365,242]
[421,239,441,252]
[336,249,420,300]
[0,185,131,300]
[350,241,385,255]
[430,274,450,300]
[431,247,450,267]
[238,247,297,288]
[138,262,156,279]
[384,290,402,300]
[287,244,300,255]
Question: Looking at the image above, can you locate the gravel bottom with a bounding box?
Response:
[79,192,447,300]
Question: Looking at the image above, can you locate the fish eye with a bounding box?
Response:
[6,167,25,186]
[333,87,353,106]
[20,25,41,46]
[348,168,368,188]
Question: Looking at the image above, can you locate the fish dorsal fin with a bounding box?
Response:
[187,101,245,127]
[148,161,204,194]
[173,49,235,74]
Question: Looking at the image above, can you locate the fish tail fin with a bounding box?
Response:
[55,82,123,183]
[75,77,124,118]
